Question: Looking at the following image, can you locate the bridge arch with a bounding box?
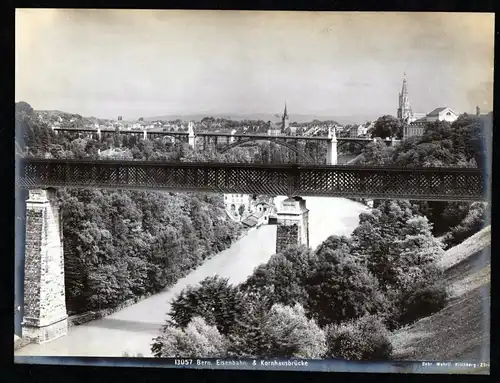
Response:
[337,139,371,152]
[219,138,314,163]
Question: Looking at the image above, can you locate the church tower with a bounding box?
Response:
[397,73,413,122]
[281,102,289,131]
[281,102,297,136]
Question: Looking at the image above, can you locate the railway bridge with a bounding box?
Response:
[15,158,487,345]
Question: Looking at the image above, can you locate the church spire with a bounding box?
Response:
[401,72,408,95]
[398,72,412,122]
[281,101,290,133]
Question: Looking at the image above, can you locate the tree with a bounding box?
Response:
[325,315,393,361]
[350,200,420,288]
[371,115,402,139]
[241,245,316,308]
[357,140,394,165]
[151,317,228,358]
[306,246,385,327]
[169,276,245,335]
[350,201,446,328]
[70,138,90,159]
[391,216,444,294]
[449,114,488,170]
[444,202,489,248]
[227,290,275,357]
[56,181,241,314]
[238,204,245,217]
[315,235,352,259]
[397,283,448,326]
[259,303,327,358]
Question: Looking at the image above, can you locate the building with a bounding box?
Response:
[403,123,426,140]
[241,210,267,228]
[241,197,277,228]
[397,72,413,122]
[403,107,460,140]
[354,123,369,137]
[268,103,291,136]
[282,103,289,130]
[349,126,358,138]
[349,124,367,138]
[397,73,461,140]
[288,125,299,135]
[281,103,292,134]
[224,194,253,216]
[422,107,459,123]
[304,126,320,136]
[267,121,281,136]
[396,73,427,124]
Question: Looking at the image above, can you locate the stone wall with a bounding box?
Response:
[22,189,68,344]
[276,224,300,253]
[23,208,43,325]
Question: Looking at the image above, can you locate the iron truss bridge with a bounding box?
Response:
[16,159,487,202]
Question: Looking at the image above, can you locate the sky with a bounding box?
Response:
[16,10,494,120]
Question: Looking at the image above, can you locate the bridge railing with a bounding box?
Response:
[16,158,487,202]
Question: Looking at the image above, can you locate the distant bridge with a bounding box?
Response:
[51,126,398,165]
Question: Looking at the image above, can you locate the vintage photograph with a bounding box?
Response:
[15,9,492,373]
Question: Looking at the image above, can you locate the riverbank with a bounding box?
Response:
[15,197,368,357]
[70,222,255,327]
[16,220,251,350]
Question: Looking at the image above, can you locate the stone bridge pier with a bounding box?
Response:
[188,121,196,148]
[326,126,338,165]
[21,188,68,344]
[275,196,309,253]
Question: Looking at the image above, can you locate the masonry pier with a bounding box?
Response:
[326,126,338,165]
[22,188,68,344]
[276,196,310,253]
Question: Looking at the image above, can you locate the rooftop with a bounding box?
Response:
[241,216,258,227]
[427,107,451,117]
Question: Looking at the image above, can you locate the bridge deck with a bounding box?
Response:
[16,159,486,202]
[53,128,374,141]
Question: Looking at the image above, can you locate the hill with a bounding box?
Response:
[142,113,376,125]
[30,108,377,125]
[390,226,491,370]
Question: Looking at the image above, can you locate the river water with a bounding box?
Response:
[15,196,367,357]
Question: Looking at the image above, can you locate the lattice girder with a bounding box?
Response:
[17,159,487,202]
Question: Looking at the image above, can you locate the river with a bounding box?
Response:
[15,196,368,357]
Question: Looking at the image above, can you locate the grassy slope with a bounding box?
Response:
[390,226,491,364]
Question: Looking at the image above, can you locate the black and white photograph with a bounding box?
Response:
[14,9,492,374]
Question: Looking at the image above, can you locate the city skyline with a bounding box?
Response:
[16,10,494,120]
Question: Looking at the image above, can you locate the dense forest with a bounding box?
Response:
[150,114,490,360]
[16,102,243,314]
